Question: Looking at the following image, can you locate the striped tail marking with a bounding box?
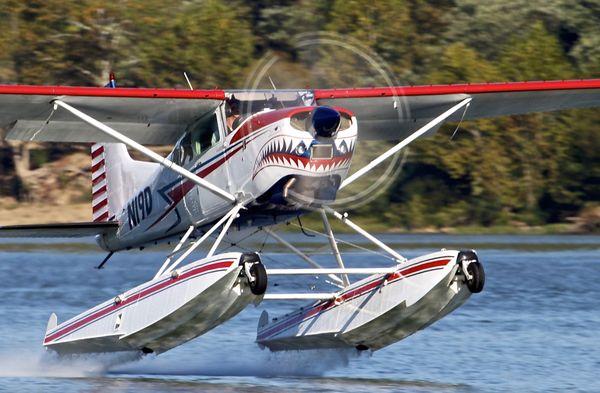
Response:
[91,144,109,222]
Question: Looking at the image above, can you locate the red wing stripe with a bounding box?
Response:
[0,84,226,99]
[314,79,600,99]
[44,260,234,343]
[2,80,596,101]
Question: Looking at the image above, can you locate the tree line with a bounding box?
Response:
[0,0,598,229]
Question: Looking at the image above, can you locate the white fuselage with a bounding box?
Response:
[98,106,357,251]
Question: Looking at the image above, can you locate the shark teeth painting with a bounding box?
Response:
[253,136,355,179]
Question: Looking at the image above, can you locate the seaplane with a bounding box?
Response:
[0,74,598,356]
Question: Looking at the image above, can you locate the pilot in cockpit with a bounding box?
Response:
[226,97,242,133]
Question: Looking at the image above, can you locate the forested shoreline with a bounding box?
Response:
[0,1,598,231]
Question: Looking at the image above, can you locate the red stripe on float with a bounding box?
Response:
[44,260,234,343]
[257,258,452,340]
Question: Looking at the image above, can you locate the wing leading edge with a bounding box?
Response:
[0,85,225,145]
[0,79,598,144]
[314,79,600,140]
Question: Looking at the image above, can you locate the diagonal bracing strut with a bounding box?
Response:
[52,99,236,203]
[320,209,350,286]
[154,225,195,279]
[160,203,244,276]
[323,206,406,263]
[340,97,472,189]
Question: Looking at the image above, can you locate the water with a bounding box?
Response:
[0,234,598,392]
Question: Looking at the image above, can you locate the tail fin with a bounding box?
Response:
[91,143,159,222]
[258,310,269,333]
[46,313,58,333]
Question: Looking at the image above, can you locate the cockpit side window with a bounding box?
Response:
[191,115,220,156]
[173,114,222,166]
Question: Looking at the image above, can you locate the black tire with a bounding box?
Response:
[249,263,268,295]
[466,261,485,293]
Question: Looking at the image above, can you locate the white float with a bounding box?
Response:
[44,252,266,355]
[257,250,483,352]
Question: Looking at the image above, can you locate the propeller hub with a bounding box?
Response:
[312,106,340,138]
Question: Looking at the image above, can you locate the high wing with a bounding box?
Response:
[0,222,118,238]
[0,80,599,144]
[0,85,225,145]
[314,79,600,140]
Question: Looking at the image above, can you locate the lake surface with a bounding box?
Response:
[0,234,598,392]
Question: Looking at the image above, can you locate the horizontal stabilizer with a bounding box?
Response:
[0,221,118,238]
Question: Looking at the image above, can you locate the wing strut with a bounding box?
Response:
[52,99,236,203]
[154,225,195,279]
[160,203,244,276]
[320,209,350,287]
[339,97,472,190]
[323,206,406,263]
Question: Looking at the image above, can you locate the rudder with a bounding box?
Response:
[91,143,159,222]
[91,143,110,221]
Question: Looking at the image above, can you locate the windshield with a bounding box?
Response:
[226,90,314,119]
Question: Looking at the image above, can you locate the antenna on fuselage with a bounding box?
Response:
[268,75,278,91]
[267,75,285,109]
[183,72,194,90]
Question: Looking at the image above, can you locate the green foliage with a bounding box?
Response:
[326,0,414,79]
[499,21,574,81]
[127,0,255,88]
[0,0,597,229]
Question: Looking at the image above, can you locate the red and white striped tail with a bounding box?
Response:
[91,144,109,222]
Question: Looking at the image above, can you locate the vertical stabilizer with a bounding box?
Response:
[46,313,58,333]
[91,143,109,221]
[91,143,159,222]
[258,310,269,332]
